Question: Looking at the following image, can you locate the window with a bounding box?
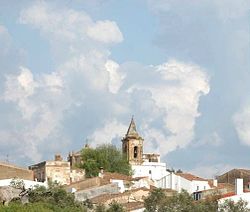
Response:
[193,192,202,201]
[149,170,152,174]
[134,146,138,158]
[196,186,199,191]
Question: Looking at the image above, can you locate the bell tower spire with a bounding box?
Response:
[126,116,139,137]
[122,117,143,165]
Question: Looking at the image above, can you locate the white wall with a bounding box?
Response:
[219,178,250,209]
[131,178,152,190]
[156,172,210,193]
[132,162,168,181]
[190,180,210,193]
[110,179,125,193]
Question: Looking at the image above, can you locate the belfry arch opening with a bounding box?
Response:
[134,146,138,158]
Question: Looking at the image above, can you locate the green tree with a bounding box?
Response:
[0,182,126,212]
[160,190,194,212]
[81,144,132,177]
[95,204,106,212]
[0,202,87,212]
[27,183,86,211]
[144,188,167,212]
[82,198,93,209]
[107,201,125,212]
[194,192,220,212]
[219,199,250,212]
[144,188,250,212]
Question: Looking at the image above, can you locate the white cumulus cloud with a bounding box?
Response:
[189,163,235,179]
[105,60,125,94]
[0,1,211,164]
[89,119,128,147]
[233,103,250,146]
[127,60,210,155]
[2,65,70,162]
[87,20,123,43]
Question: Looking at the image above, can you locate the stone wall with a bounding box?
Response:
[46,161,71,185]
[70,169,85,183]
[0,162,33,180]
[75,183,119,201]
[29,160,71,185]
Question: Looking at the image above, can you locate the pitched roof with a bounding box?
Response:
[221,192,236,198]
[90,187,150,204]
[221,190,250,199]
[176,173,207,181]
[126,117,140,137]
[103,172,132,181]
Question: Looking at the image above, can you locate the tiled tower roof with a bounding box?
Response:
[126,117,140,137]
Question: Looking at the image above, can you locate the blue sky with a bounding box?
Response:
[0,0,250,178]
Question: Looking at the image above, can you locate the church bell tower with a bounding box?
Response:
[122,117,143,165]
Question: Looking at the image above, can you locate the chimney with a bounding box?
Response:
[55,154,62,161]
[235,178,243,195]
[99,167,104,178]
[213,179,218,187]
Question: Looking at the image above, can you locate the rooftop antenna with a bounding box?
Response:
[6,154,9,163]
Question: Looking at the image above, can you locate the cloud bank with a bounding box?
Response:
[0,1,210,165]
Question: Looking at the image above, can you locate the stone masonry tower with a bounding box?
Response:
[122,117,143,165]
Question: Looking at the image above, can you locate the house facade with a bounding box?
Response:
[156,171,211,195]
[29,154,85,185]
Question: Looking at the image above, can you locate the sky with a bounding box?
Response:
[0,0,250,178]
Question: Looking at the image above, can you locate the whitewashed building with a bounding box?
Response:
[156,172,211,194]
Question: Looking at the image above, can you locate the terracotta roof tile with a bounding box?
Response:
[102,172,132,181]
[176,173,207,181]
[221,192,235,198]
[220,191,250,199]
